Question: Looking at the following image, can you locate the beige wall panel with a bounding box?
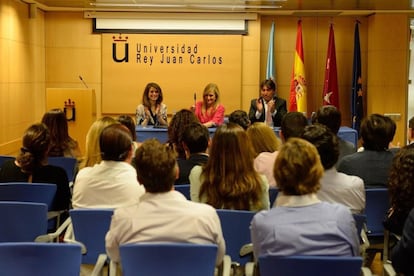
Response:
[9,41,33,83]
[0,39,9,82]
[46,48,101,83]
[45,13,100,48]
[368,14,409,146]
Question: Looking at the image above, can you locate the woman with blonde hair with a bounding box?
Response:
[190,123,269,211]
[79,116,118,169]
[193,83,225,128]
[246,122,282,187]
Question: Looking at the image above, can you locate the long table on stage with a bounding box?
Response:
[136,126,358,147]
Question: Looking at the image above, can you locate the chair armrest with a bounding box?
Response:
[90,254,109,276]
[240,243,253,257]
[216,255,231,276]
[35,217,72,243]
[109,260,118,276]
[245,262,256,276]
[361,266,373,276]
[63,238,87,254]
[383,262,397,276]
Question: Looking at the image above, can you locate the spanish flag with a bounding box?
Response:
[289,20,307,114]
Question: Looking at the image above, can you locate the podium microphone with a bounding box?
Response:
[79,75,88,88]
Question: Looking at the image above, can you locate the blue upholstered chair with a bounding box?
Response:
[65,209,114,275]
[0,201,48,242]
[174,184,191,200]
[48,156,78,183]
[0,242,82,276]
[119,243,218,276]
[258,255,369,276]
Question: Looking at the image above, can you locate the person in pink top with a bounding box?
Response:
[193,83,225,128]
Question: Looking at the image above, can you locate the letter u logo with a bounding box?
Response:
[112,43,129,63]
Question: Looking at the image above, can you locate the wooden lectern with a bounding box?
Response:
[46,88,96,155]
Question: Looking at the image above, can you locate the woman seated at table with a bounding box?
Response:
[192,83,225,128]
[136,82,168,127]
[250,138,359,258]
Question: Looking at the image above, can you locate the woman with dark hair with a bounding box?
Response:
[136,82,167,126]
[384,145,414,235]
[0,123,71,211]
[189,123,269,211]
[41,108,81,158]
[167,109,199,160]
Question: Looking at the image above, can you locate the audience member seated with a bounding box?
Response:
[246,122,282,188]
[248,79,287,127]
[250,138,359,259]
[41,108,82,158]
[176,122,210,185]
[189,123,269,211]
[167,109,199,160]
[301,124,365,214]
[105,139,225,265]
[279,111,308,142]
[191,83,225,128]
[384,145,414,235]
[0,123,71,211]
[136,82,168,127]
[79,116,118,170]
[311,105,356,166]
[228,110,251,130]
[117,115,141,169]
[338,114,397,187]
[72,124,145,209]
[391,207,414,275]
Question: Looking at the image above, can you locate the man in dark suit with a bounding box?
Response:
[248,79,287,127]
[175,122,210,185]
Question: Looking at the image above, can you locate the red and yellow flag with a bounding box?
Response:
[289,20,307,114]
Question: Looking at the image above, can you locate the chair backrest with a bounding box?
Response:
[0,201,48,242]
[69,208,114,264]
[0,155,14,168]
[365,188,389,237]
[216,209,256,265]
[174,184,191,200]
[258,255,363,276]
[0,242,82,276]
[48,156,77,182]
[269,187,279,207]
[120,243,218,276]
[0,182,57,211]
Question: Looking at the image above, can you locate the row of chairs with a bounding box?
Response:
[0,155,77,183]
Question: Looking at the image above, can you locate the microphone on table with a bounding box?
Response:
[194,92,197,107]
[79,75,88,88]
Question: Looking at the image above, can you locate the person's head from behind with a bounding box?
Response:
[228,110,251,130]
[100,124,133,162]
[301,124,339,171]
[167,109,199,158]
[361,114,396,151]
[274,138,323,196]
[135,139,177,193]
[81,116,118,168]
[17,123,50,174]
[117,115,137,142]
[182,122,210,155]
[280,112,308,141]
[260,79,276,102]
[312,105,341,134]
[388,146,414,212]
[41,108,70,141]
[142,82,163,107]
[246,122,281,157]
[203,83,220,107]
